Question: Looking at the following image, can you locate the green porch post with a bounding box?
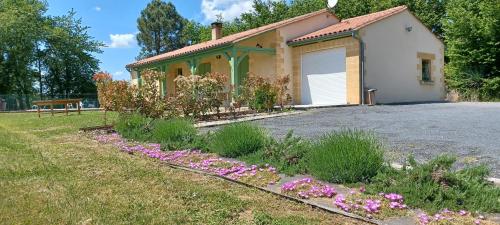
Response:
[229,48,239,95]
[161,64,168,97]
[137,70,142,87]
[188,58,199,75]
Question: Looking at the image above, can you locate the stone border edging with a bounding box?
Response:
[161,161,383,225]
[195,111,304,128]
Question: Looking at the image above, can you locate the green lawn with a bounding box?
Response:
[0,112,365,225]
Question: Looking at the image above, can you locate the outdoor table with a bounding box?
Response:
[32,99,83,117]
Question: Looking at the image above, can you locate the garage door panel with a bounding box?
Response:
[301,48,347,105]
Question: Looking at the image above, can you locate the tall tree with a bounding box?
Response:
[0,0,46,107]
[136,0,185,59]
[43,11,104,98]
[181,20,211,45]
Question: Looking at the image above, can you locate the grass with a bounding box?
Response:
[305,130,384,184]
[0,112,365,225]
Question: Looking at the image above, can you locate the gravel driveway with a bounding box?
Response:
[202,103,500,177]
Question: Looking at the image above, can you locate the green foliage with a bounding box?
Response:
[239,130,309,175]
[136,0,185,58]
[209,123,268,158]
[0,0,103,102]
[253,83,277,112]
[368,155,500,213]
[480,77,500,101]
[444,0,499,100]
[151,118,197,150]
[305,130,384,183]
[114,113,151,141]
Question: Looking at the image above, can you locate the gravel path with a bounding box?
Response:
[201,103,500,178]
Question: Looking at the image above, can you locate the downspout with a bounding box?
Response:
[352,31,365,105]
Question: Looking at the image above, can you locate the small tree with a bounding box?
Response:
[93,72,113,125]
[274,75,292,110]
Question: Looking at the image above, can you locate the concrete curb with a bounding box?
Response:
[390,163,500,186]
[195,111,304,128]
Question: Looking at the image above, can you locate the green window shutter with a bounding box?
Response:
[197,63,211,75]
[137,70,142,87]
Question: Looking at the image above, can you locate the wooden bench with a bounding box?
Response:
[33,99,83,118]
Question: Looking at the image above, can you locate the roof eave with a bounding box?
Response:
[287,30,355,47]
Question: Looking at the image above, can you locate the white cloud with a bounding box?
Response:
[114,71,124,76]
[94,6,101,12]
[108,34,136,48]
[201,0,254,22]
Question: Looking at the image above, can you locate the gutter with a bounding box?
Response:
[351,31,366,105]
[287,31,354,47]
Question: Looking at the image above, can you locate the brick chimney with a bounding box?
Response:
[211,22,223,40]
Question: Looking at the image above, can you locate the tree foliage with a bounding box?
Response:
[0,0,103,104]
[136,0,185,58]
[443,0,499,100]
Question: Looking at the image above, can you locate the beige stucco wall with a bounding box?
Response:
[360,10,445,104]
[292,37,361,105]
[237,31,277,81]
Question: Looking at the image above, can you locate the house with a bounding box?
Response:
[126,5,445,105]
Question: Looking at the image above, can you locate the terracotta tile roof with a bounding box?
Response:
[127,9,332,68]
[289,6,408,44]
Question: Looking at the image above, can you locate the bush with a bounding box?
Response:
[305,130,384,183]
[151,118,197,150]
[114,113,151,141]
[209,123,268,157]
[368,155,500,213]
[240,130,309,175]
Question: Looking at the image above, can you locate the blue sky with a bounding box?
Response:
[46,0,260,80]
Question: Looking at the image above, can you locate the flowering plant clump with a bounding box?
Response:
[281,177,337,199]
[333,189,410,220]
[92,131,280,187]
[417,209,495,225]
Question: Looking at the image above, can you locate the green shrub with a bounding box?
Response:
[114,113,151,141]
[150,118,197,150]
[209,123,268,158]
[368,155,500,214]
[252,83,277,112]
[239,130,309,175]
[480,77,500,101]
[305,130,384,183]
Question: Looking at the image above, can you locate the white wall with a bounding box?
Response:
[361,10,446,104]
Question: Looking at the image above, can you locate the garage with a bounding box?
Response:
[301,47,347,106]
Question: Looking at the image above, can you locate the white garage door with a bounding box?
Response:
[301,47,347,106]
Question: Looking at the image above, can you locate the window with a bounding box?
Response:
[177,68,183,76]
[421,59,431,82]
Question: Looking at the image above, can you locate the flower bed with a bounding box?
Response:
[334,190,410,220]
[418,209,494,225]
[92,131,280,187]
[91,131,497,225]
[281,177,336,199]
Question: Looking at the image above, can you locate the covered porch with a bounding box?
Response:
[131,31,278,98]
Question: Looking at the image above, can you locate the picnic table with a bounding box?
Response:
[32,99,83,117]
